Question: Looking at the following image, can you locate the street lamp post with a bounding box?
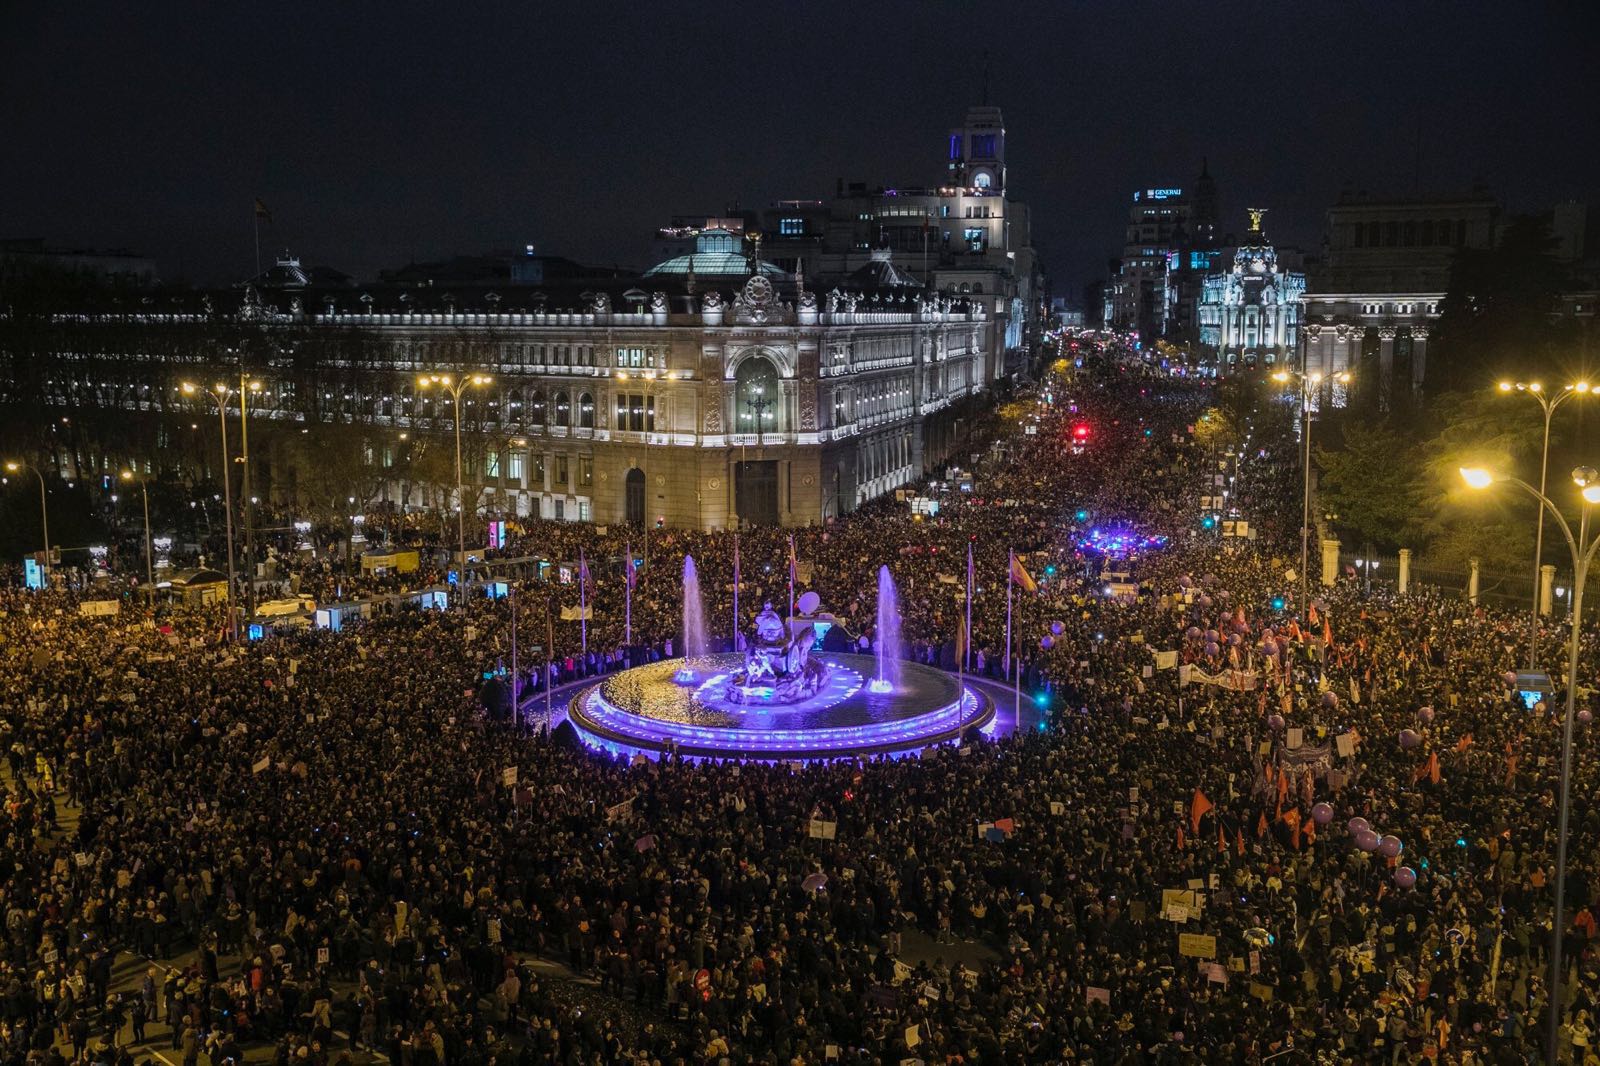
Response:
[1273,369,1351,618]
[1462,464,1600,1064]
[238,372,263,620]
[120,471,154,590]
[4,461,50,582]
[1497,381,1590,669]
[417,372,492,606]
[183,381,239,639]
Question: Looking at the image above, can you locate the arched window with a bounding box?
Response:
[554,390,571,426]
[528,388,546,427]
[734,355,782,435]
[578,391,595,429]
[507,388,522,424]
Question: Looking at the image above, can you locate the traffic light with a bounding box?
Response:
[1201,515,1218,530]
[1271,596,1286,611]
[1071,423,1091,442]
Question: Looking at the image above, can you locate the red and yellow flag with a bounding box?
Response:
[1008,551,1038,594]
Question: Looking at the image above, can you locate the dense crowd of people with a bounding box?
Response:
[5,355,1600,1065]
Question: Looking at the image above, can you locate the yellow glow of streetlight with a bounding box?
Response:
[1499,381,1514,392]
[1271,371,1290,383]
[1334,371,1352,384]
[181,382,197,394]
[1309,372,1324,384]
[1460,467,1495,490]
[4,462,18,473]
[1575,382,1592,394]
[120,471,134,482]
[1583,485,1600,505]
[1529,382,1544,393]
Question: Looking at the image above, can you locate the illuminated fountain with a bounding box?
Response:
[675,554,708,683]
[568,577,992,761]
[869,565,902,694]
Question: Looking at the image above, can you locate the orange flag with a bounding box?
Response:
[1323,616,1334,649]
[1428,751,1441,785]
[1257,811,1269,838]
[1177,825,1186,850]
[1217,824,1228,853]
[1282,808,1302,850]
[1236,828,1246,856]
[1190,788,1214,834]
[1455,734,1473,754]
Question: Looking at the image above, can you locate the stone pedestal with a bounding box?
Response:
[1540,563,1556,616]
[1320,538,1340,588]
[1398,548,1412,594]
[1469,558,1481,606]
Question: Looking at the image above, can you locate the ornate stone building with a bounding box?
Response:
[1197,209,1305,368]
[12,275,990,530]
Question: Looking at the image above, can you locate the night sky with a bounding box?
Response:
[4,2,1597,295]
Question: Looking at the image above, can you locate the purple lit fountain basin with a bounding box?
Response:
[569,652,992,761]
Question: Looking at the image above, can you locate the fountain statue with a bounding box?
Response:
[870,565,903,693]
[728,602,828,704]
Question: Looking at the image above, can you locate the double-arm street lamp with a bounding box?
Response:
[1497,380,1591,669]
[4,460,50,582]
[1272,368,1351,619]
[1462,463,1600,1064]
[182,380,249,637]
[417,372,492,605]
[120,470,154,590]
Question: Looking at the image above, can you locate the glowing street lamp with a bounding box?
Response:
[1461,463,1600,1061]
[121,470,154,590]
[417,371,492,604]
[1496,380,1590,669]
[4,460,50,581]
[1272,368,1351,618]
[182,381,239,637]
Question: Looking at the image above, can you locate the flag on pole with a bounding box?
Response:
[1008,551,1038,594]
[787,533,798,620]
[254,198,272,223]
[955,611,968,670]
[965,541,974,673]
[578,549,590,654]
[1189,788,1213,834]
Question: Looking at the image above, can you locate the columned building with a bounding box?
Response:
[1197,210,1305,369]
[10,276,991,530]
[1297,190,1495,407]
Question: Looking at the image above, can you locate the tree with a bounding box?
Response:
[1429,215,1579,394]
[1315,423,1423,552]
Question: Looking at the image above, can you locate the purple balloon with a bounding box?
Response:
[1503,671,1519,687]
[1040,635,1054,650]
[1393,866,1417,889]
[1417,706,1435,724]
[1347,817,1371,836]
[1262,641,1280,658]
[1262,628,1275,640]
[1311,802,1333,826]
[1228,633,1242,647]
[1581,709,1595,725]
[1178,575,1193,588]
[1267,713,1285,731]
[1321,692,1339,709]
[1219,590,1232,601]
[1186,626,1202,641]
[1355,829,1381,853]
[1198,595,1214,609]
[1377,835,1403,859]
[1205,629,1219,643]
[1050,620,1065,636]
[1398,729,1421,749]
[1204,642,1220,658]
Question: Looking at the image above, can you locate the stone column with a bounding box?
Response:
[1377,326,1397,410]
[1469,558,1480,606]
[1320,538,1341,588]
[1540,563,1557,616]
[1304,324,1323,379]
[1410,326,1429,392]
[1398,548,1412,594]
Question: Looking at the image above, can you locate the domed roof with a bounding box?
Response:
[644,228,789,279]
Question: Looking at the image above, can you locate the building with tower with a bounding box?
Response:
[1104,163,1221,342]
[1197,209,1306,369]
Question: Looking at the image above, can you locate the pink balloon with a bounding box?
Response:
[1321,692,1339,709]
[1417,706,1435,724]
[1377,835,1403,859]
[1580,709,1595,725]
[1503,671,1519,687]
[1039,635,1054,650]
[1347,817,1371,836]
[1398,729,1421,750]
[1393,866,1417,889]
[1267,714,1285,731]
[1355,829,1381,852]
[1311,802,1333,826]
